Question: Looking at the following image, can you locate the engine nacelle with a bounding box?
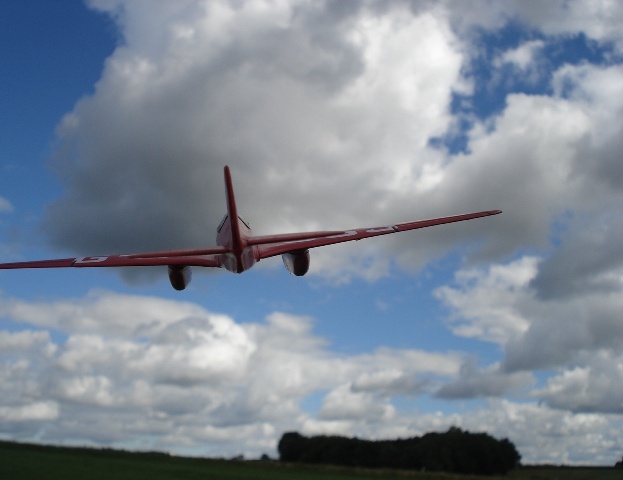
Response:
[168,265,192,290]
[282,249,310,276]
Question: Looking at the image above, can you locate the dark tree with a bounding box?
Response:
[277,432,307,462]
[278,427,520,475]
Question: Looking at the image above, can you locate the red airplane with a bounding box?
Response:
[0,166,501,290]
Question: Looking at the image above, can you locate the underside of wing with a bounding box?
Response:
[256,210,502,259]
[0,247,228,270]
[0,258,78,269]
[71,255,224,268]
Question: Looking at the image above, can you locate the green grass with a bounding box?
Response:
[0,440,618,480]
[508,466,621,480]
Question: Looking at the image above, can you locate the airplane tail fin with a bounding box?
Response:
[223,165,244,256]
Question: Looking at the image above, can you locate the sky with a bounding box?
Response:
[1,0,623,466]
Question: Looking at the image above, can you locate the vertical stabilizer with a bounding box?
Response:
[222,166,245,269]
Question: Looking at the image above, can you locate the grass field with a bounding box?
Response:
[0,440,619,480]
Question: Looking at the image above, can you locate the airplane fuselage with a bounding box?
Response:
[216,214,257,274]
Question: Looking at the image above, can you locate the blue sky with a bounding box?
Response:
[2,0,623,465]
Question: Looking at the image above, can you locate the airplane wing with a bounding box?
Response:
[256,210,502,259]
[0,247,227,270]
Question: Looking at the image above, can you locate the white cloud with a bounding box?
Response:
[44,0,477,281]
[0,329,54,353]
[496,40,545,72]
[1,285,622,462]
[56,375,116,407]
[318,384,395,422]
[513,0,623,52]
[534,352,623,414]
[1,290,209,336]
[0,197,13,214]
[455,400,622,465]
[436,255,623,415]
[442,0,623,54]
[435,257,536,344]
[0,291,463,456]
[552,64,623,193]
[0,402,59,422]
[40,1,623,286]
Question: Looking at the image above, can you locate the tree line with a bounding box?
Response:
[278,427,520,475]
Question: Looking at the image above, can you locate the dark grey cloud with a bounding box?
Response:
[44,0,370,258]
[503,293,623,373]
[534,352,623,414]
[530,212,623,299]
[436,357,532,399]
[46,1,622,282]
[437,252,623,414]
[43,0,490,283]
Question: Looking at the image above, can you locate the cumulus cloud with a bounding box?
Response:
[435,257,536,344]
[435,357,533,399]
[1,285,622,462]
[503,291,623,372]
[491,39,547,88]
[0,290,463,455]
[452,399,623,465]
[534,353,623,414]
[0,289,209,336]
[437,255,623,414]
[443,0,623,52]
[513,0,623,51]
[318,384,395,422]
[496,40,545,72]
[431,55,623,421]
[42,0,503,283]
[531,213,623,299]
[37,1,623,286]
[0,402,59,422]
